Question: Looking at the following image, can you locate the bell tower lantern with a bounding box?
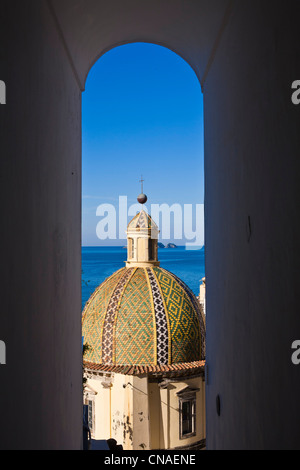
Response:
[126,179,160,267]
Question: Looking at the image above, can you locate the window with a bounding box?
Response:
[182,400,194,436]
[177,387,199,440]
[84,398,95,435]
[88,399,94,434]
[128,238,134,259]
[149,239,153,261]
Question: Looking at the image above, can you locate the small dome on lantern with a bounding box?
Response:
[137,193,148,204]
[137,176,148,205]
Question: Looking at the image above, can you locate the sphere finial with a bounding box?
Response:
[138,175,147,205]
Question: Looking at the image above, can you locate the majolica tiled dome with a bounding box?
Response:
[82,266,206,366]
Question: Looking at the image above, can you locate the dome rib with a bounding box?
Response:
[82,268,126,364]
[99,269,128,361]
[112,268,137,364]
[153,267,202,363]
[114,268,156,366]
[160,267,206,359]
[146,267,171,366]
[101,268,135,364]
[144,268,158,366]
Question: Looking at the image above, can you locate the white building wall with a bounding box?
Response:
[149,376,206,450]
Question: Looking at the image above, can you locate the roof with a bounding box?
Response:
[83,360,206,378]
[127,209,158,230]
[82,266,206,368]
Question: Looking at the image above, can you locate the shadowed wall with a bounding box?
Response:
[0,0,299,449]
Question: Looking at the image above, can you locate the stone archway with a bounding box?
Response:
[1,0,300,450]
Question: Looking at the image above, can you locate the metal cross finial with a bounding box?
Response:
[139,175,144,193]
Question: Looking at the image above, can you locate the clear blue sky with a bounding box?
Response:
[82,42,204,246]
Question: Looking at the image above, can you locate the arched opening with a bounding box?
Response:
[82,42,205,304]
[81,42,205,449]
[1,1,299,452]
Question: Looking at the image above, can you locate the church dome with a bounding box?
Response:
[82,266,206,366]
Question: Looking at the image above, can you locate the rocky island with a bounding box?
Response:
[157,243,178,249]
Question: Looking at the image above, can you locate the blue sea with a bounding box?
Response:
[81,246,205,311]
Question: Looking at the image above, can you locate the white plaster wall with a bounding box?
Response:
[50,0,230,89]
[0,1,82,449]
[1,0,299,451]
[88,375,155,450]
[88,378,110,440]
[86,374,129,445]
[132,376,151,450]
[160,388,169,448]
[204,0,300,450]
[148,382,164,449]
[149,378,205,450]
[167,378,205,449]
[112,373,130,446]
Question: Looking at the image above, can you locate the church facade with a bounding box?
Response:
[82,194,206,450]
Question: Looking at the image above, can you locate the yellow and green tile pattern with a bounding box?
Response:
[82,267,205,366]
